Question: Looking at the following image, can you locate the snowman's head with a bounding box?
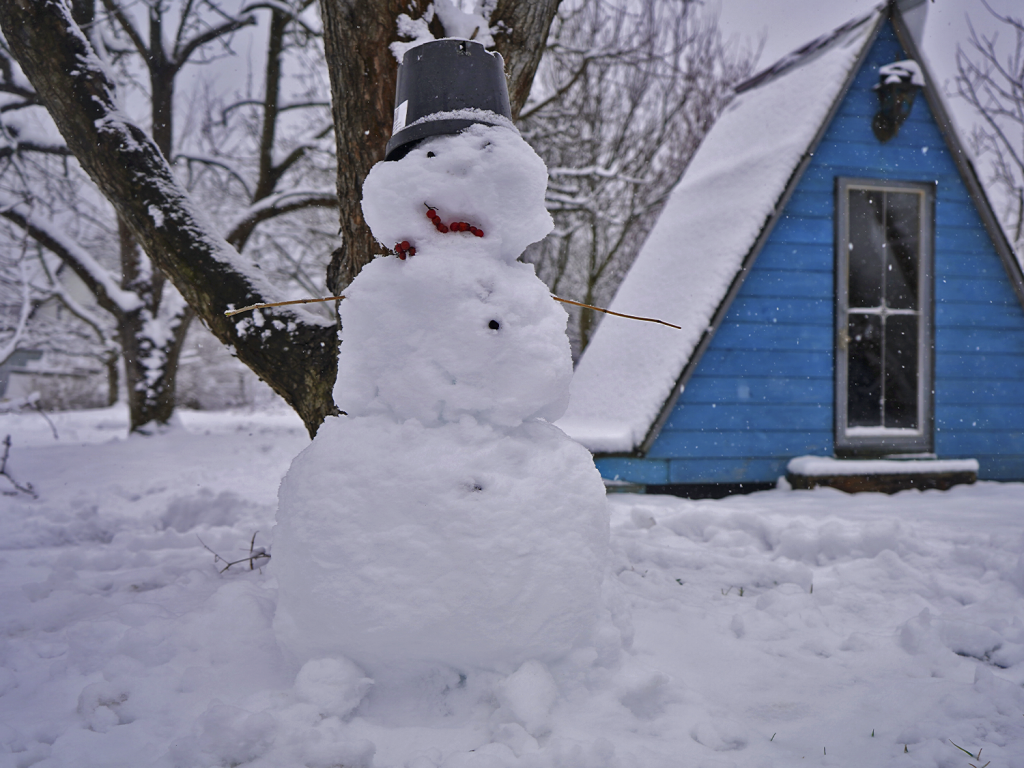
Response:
[361,124,554,264]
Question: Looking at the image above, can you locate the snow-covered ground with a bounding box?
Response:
[1,406,1022,767]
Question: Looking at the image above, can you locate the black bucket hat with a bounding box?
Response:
[385,38,513,161]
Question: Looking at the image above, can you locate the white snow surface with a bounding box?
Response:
[433,0,495,49]
[558,11,881,453]
[2,407,1024,767]
[273,414,609,674]
[391,1,496,63]
[788,455,979,476]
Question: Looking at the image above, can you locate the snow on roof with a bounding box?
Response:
[558,9,883,454]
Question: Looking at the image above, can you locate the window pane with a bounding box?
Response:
[848,190,884,308]
[848,313,882,427]
[884,314,918,429]
[885,192,920,310]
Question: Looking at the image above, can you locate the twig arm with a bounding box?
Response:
[224,293,681,330]
[550,294,681,329]
[225,295,345,317]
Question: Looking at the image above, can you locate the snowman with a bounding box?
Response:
[272,39,609,677]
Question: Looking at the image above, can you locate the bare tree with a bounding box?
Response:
[0,232,43,368]
[181,0,338,294]
[1,1,335,429]
[520,0,754,355]
[0,0,560,436]
[0,214,118,402]
[956,1,1024,254]
[0,0,265,430]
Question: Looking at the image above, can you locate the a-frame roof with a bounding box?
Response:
[558,2,1024,456]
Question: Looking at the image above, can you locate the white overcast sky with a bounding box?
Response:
[715,0,1014,141]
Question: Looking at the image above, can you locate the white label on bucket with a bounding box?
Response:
[393,100,408,134]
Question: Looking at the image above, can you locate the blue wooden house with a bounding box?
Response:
[557,0,1024,495]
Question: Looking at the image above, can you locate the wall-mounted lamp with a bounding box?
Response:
[872,59,925,143]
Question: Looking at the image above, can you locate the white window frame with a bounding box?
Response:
[834,177,934,456]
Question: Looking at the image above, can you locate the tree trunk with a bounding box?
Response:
[119,303,192,431]
[147,8,173,158]
[117,220,192,431]
[490,0,562,120]
[105,351,119,407]
[318,0,421,294]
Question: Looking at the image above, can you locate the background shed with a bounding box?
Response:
[558,1,1024,495]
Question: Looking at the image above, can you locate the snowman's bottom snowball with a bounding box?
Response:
[273,414,610,674]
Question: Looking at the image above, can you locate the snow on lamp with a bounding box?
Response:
[872,59,924,143]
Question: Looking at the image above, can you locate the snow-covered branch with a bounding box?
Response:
[0,250,34,367]
[225,189,337,249]
[0,195,142,315]
[172,13,257,71]
[175,153,254,198]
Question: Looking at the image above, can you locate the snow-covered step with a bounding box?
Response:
[786,455,979,494]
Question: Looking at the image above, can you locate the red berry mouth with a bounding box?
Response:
[396,205,486,259]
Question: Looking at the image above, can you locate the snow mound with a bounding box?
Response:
[273,414,609,673]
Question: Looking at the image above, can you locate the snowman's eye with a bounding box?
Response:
[488,320,500,331]
[427,151,436,158]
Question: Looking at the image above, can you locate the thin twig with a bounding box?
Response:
[31,401,58,440]
[224,292,681,330]
[198,531,271,573]
[224,295,345,316]
[0,435,36,498]
[550,294,681,329]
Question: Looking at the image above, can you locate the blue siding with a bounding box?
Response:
[599,19,1024,486]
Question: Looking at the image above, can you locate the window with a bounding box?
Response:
[835,178,933,455]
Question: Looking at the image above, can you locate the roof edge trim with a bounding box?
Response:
[735,7,883,94]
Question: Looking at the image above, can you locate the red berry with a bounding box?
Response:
[439,224,449,233]
[398,252,406,260]
[399,240,410,251]
[474,228,484,237]
[408,246,416,256]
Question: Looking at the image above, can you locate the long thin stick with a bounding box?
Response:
[224,295,345,317]
[224,293,680,331]
[550,295,681,329]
